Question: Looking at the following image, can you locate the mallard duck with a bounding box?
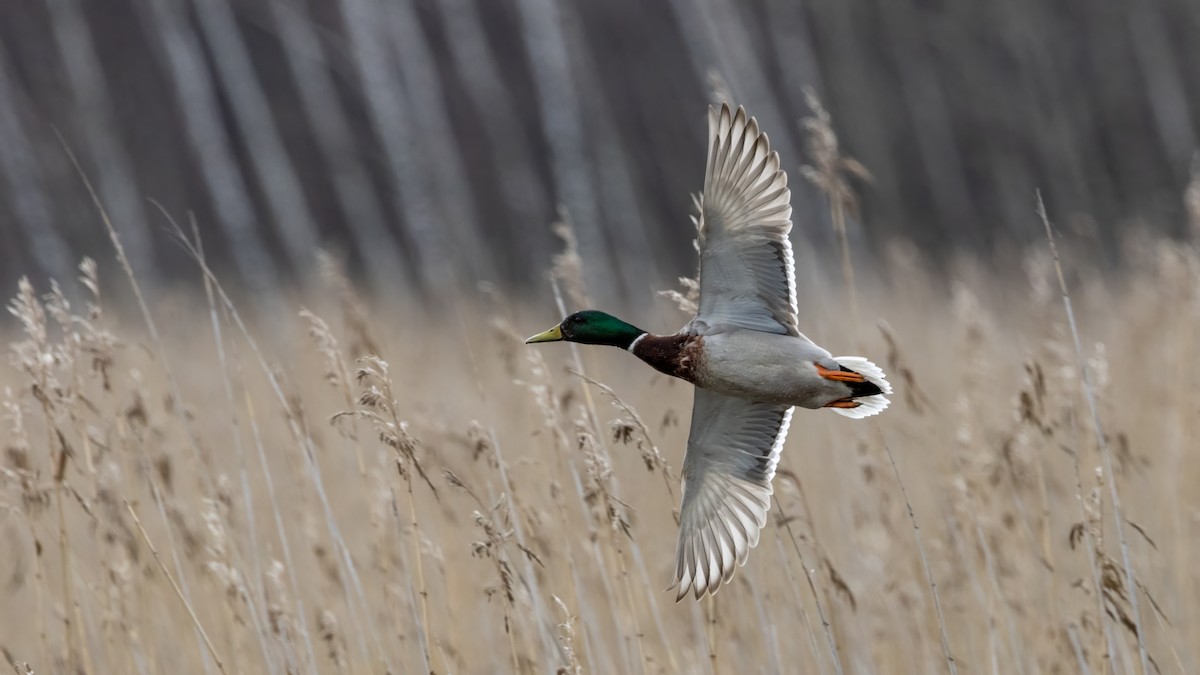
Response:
[526,103,891,601]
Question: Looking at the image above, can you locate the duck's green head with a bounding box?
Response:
[525,311,645,349]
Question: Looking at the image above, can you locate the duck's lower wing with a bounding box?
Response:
[673,389,792,601]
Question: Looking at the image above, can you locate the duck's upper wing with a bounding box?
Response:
[692,104,800,338]
[673,389,792,600]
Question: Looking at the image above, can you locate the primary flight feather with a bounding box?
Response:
[526,103,892,601]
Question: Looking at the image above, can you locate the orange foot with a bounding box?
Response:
[823,398,861,409]
[815,363,866,383]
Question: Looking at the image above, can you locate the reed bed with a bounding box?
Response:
[1,205,1197,674]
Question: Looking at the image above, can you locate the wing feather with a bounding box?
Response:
[673,390,792,600]
[694,104,800,337]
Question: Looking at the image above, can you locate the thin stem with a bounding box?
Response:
[194,220,278,674]
[488,429,564,665]
[773,495,844,675]
[169,209,388,674]
[830,198,861,336]
[126,500,229,675]
[705,595,718,674]
[773,536,825,671]
[548,276,664,668]
[405,475,435,672]
[54,465,75,671]
[59,130,245,672]
[21,517,50,671]
[507,608,521,674]
[1067,623,1094,675]
[1065,406,1119,672]
[1037,191,1148,674]
[876,428,958,674]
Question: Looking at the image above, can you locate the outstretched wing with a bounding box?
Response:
[693,104,799,337]
[673,389,792,600]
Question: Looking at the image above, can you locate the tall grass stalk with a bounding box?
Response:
[166,219,395,673]
[6,100,1197,673]
[803,88,955,673]
[59,134,285,673]
[1064,406,1120,671]
[773,536,826,671]
[487,428,564,664]
[774,495,844,675]
[877,431,958,674]
[801,87,868,335]
[238,358,319,674]
[402,471,435,671]
[126,500,229,675]
[195,222,280,674]
[520,325,629,670]
[246,346,390,671]
[53,433,77,672]
[705,595,718,672]
[549,276,665,668]
[1037,192,1148,673]
[973,521,1025,672]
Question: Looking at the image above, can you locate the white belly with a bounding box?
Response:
[698,330,848,408]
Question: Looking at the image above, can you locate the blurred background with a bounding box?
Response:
[3,3,1200,673]
[2,0,1198,305]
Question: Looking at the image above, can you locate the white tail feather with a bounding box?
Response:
[830,393,889,418]
[830,357,892,419]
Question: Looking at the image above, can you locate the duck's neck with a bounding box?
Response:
[628,333,701,383]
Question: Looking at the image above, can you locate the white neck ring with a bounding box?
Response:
[627,333,648,353]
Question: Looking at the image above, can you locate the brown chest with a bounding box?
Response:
[631,334,704,383]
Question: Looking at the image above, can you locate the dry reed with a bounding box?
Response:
[1,228,1191,673]
[0,137,1193,675]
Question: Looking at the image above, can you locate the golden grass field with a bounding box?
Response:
[0,0,1195,666]
[2,203,1199,674]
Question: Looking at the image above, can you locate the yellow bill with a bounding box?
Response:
[525,324,563,343]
